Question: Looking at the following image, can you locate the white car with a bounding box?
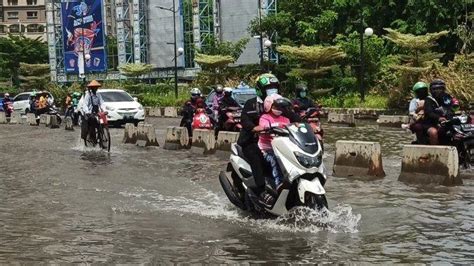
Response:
[78,89,145,126]
[13,91,54,114]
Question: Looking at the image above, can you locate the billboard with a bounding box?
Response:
[61,0,107,74]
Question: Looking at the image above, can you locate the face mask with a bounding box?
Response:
[300,91,307,98]
[266,88,278,96]
[272,109,282,116]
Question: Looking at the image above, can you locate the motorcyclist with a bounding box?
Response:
[65,93,73,117]
[217,87,241,131]
[237,73,300,207]
[423,79,453,145]
[82,80,105,145]
[212,85,224,121]
[29,92,37,115]
[292,83,316,112]
[408,82,429,144]
[2,93,13,117]
[71,92,82,125]
[180,88,207,141]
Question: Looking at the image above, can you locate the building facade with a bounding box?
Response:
[0,0,46,39]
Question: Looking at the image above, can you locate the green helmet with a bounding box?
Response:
[30,92,37,97]
[412,82,428,93]
[255,73,279,98]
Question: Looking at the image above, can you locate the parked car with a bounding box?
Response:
[13,91,54,114]
[205,86,257,109]
[78,89,145,126]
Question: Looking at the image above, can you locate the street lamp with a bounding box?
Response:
[156,3,180,99]
[360,25,373,102]
[263,39,272,72]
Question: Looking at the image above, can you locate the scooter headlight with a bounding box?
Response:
[294,151,322,168]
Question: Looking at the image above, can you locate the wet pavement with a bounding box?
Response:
[0,118,473,263]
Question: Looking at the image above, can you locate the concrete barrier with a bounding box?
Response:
[192,129,216,154]
[321,108,388,119]
[328,113,356,127]
[399,145,462,186]
[27,113,37,126]
[123,123,138,144]
[45,115,59,128]
[215,131,240,151]
[333,141,385,178]
[148,107,163,117]
[9,112,21,124]
[164,107,178,118]
[64,116,74,130]
[377,115,410,127]
[163,126,189,150]
[39,114,47,125]
[135,123,160,147]
[0,112,6,124]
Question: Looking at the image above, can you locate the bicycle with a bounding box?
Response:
[84,111,111,152]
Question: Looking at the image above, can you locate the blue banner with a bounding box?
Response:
[61,0,107,73]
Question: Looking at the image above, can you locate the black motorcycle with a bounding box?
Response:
[442,114,474,168]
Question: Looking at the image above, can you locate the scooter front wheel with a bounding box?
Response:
[219,171,246,210]
[305,193,328,211]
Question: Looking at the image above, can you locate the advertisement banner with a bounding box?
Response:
[61,0,107,73]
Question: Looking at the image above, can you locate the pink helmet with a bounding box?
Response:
[264,93,283,113]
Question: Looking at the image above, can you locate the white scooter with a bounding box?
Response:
[219,123,328,216]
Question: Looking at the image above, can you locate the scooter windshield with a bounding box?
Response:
[287,123,319,154]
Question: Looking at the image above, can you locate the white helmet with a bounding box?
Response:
[223,87,233,96]
[4,93,9,97]
[190,88,201,96]
[216,85,223,93]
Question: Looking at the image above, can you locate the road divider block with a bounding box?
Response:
[135,123,160,147]
[0,112,6,124]
[27,113,37,126]
[377,115,410,127]
[328,113,356,127]
[148,107,163,117]
[9,112,21,124]
[216,131,240,151]
[64,117,74,130]
[164,107,178,118]
[39,114,47,125]
[333,140,385,178]
[192,129,216,154]
[123,123,138,144]
[45,115,59,128]
[163,126,189,150]
[399,145,462,186]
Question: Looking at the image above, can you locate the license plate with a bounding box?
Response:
[461,124,474,132]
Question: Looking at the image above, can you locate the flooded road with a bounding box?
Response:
[0,118,473,263]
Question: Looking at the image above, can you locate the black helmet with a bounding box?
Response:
[295,83,308,97]
[430,79,446,91]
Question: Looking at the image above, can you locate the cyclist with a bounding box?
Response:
[82,80,105,145]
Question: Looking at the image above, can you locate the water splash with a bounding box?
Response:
[117,188,360,234]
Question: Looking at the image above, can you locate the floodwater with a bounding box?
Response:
[0,118,472,263]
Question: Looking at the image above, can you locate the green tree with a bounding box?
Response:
[0,35,48,85]
[383,28,449,107]
[118,63,154,80]
[277,45,346,94]
[18,63,50,91]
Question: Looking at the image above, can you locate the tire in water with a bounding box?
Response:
[305,193,328,211]
[219,171,245,210]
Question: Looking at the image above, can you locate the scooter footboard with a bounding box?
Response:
[297,178,326,204]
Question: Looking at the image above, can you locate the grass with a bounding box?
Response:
[319,93,388,109]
